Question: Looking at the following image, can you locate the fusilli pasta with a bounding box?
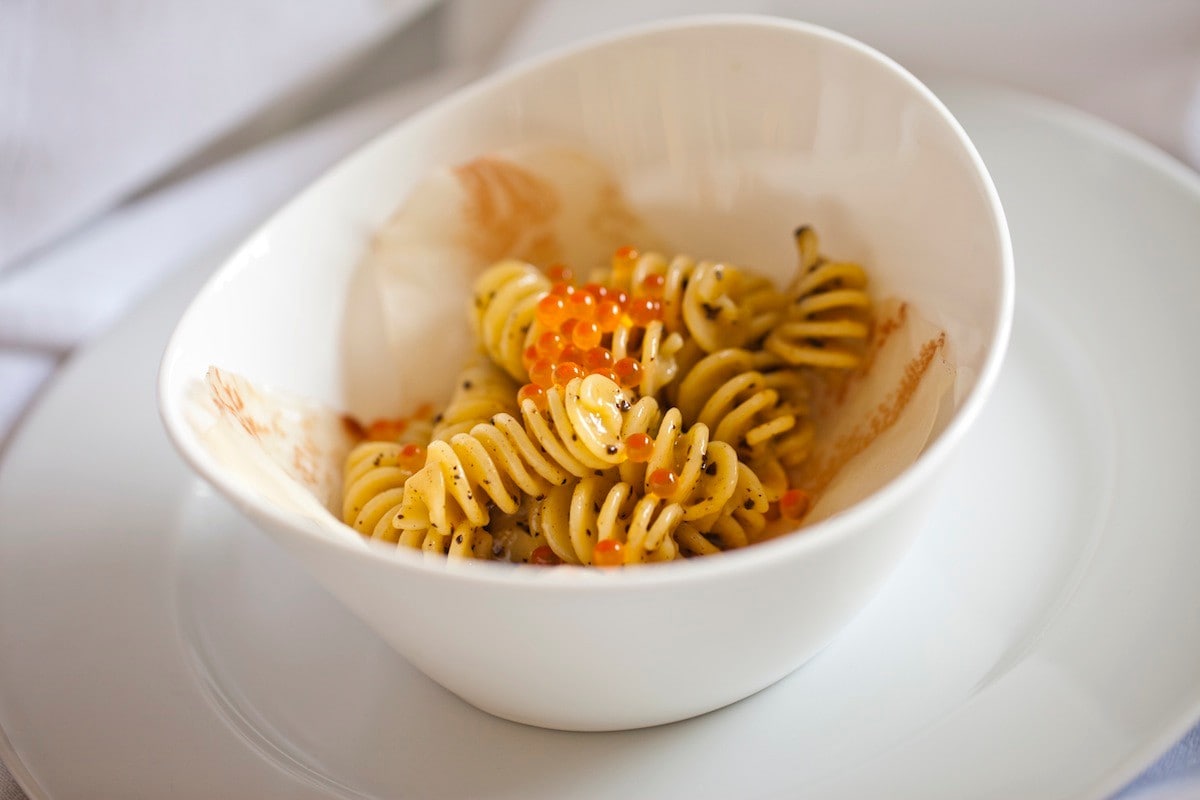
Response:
[430,361,520,441]
[393,375,655,550]
[472,258,552,382]
[765,227,871,368]
[342,441,425,541]
[342,225,874,565]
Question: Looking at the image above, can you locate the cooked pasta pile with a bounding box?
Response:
[341,227,872,565]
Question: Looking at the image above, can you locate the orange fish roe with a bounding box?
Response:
[398,443,425,469]
[559,344,586,365]
[529,544,562,565]
[780,488,810,520]
[592,538,624,567]
[547,264,573,284]
[612,246,640,283]
[529,359,555,388]
[571,319,602,350]
[553,361,586,386]
[518,259,668,423]
[624,432,654,462]
[536,331,564,359]
[647,468,678,497]
[522,344,539,371]
[613,357,642,388]
[583,347,613,370]
[567,290,596,320]
[627,297,662,326]
[595,298,624,332]
[537,294,570,328]
[518,383,548,411]
[365,417,408,441]
[640,273,665,295]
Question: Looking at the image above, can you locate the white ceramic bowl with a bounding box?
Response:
[159,16,1012,731]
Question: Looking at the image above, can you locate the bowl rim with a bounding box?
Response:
[157,13,1015,590]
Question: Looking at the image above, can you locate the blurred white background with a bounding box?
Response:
[1,1,1198,797]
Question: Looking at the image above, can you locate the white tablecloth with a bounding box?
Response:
[1,1,1198,797]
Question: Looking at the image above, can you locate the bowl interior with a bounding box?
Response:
[159,16,1010,560]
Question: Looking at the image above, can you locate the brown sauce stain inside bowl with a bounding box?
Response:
[208,367,270,440]
[204,367,355,510]
[291,440,318,486]
[801,302,947,498]
[340,414,367,441]
[454,157,561,264]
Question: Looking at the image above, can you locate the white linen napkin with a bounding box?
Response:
[0,0,439,271]
[0,769,24,800]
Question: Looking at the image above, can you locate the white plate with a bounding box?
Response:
[1,83,1198,800]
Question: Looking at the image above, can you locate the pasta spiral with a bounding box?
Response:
[341,441,422,541]
[673,348,815,472]
[341,409,434,540]
[704,462,773,548]
[624,252,787,353]
[472,258,551,381]
[431,360,520,440]
[617,407,749,525]
[765,227,871,368]
[393,374,655,550]
[609,320,685,398]
[533,476,684,565]
[532,408,771,564]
